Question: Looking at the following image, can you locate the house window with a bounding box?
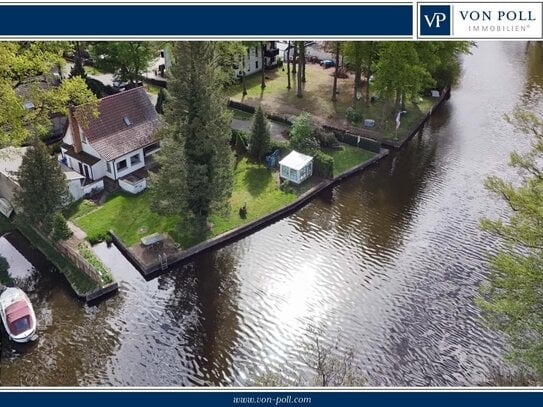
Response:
[255,61,259,69]
[106,161,112,173]
[247,48,250,57]
[130,153,141,165]
[255,47,258,58]
[116,159,127,171]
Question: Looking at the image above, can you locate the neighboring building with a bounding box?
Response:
[60,87,164,194]
[0,147,26,207]
[279,150,314,184]
[234,42,280,79]
[0,146,91,211]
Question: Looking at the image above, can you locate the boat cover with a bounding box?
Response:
[5,300,32,335]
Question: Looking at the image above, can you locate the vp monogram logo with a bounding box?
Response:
[424,12,448,28]
[420,5,451,36]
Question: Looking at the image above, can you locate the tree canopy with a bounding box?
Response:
[0,42,96,147]
[289,112,319,155]
[15,139,71,228]
[479,110,543,376]
[89,41,159,84]
[249,106,271,161]
[151,42,234,227]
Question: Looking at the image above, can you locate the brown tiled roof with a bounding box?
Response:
[74,87,164,161]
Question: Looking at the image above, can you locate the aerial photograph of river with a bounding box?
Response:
[1,40,542,386]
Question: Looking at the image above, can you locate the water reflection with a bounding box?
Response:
[0,233,122,386]
[1,42,542,386]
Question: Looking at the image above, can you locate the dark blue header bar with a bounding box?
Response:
[0,5,413,37]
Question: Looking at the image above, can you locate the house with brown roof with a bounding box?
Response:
[60,87,163,195]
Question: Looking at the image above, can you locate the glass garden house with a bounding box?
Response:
[279,150,313,184]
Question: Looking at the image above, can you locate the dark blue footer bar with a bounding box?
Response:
[0,5,412,37]
[0,391,542,406]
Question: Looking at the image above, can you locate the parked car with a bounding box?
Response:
[320,59,335,69]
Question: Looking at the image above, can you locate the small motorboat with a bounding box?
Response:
[0,287,37,343]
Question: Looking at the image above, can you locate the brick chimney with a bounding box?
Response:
[68,106,82,153]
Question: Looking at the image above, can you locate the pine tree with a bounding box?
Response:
[249,106,271,161]
[479,110,543,376]
[50,213,73,242]
[15,139,71,228]
[69,41,87,79]
[152,42,233,227]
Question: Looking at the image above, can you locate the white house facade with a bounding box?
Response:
[60,87,163,196]
[234,42,280,79]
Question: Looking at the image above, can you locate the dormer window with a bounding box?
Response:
[123,116,132,126]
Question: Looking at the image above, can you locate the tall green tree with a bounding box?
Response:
[343,41,378,105]
[90,41,159,85]
[415,41,471,88]
[152,42,233,227]
[15,138,71,228]
[69,41,87,79]
[373,42,434,118]
[289,112,319,155]
[479,110,543,376]
[249,106,271,161]
[0,42,96,147]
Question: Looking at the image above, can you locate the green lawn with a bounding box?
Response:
[69,158,299,248]
[324,145,377,176]
[71,191,179,246]
[209,158,297,236]
[63,199,98,220]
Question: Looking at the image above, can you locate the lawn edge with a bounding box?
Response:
[111,149,389,278]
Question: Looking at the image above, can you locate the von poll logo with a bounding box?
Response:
[420,5,451,36]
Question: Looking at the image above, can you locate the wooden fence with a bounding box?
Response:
[55,241,104,286]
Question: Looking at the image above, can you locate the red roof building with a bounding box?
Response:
[61,87,164,195]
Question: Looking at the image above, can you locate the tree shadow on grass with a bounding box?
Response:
[244,165,272,197]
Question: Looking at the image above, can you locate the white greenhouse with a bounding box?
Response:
[279,150,314,184]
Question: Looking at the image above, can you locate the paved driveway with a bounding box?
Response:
[231,118,289,142]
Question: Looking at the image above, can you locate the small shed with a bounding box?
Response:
[279,151,313,184]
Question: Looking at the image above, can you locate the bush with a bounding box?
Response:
[290,112,319,155]
[85,77,119,98]
[268,139,289,155]
[345,107,363,124]
[50,213,73,242]
[315,129,339,148]
[279,179,294,194]
[313,151,334,178]
[86,231,110,245]
[231,129,249,153]
[77,242,113,284]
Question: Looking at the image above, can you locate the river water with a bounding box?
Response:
[1,42,542,386]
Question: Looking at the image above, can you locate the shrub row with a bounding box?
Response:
[324,126,381,153]
[77,242,113,284]
[313,151,334,178]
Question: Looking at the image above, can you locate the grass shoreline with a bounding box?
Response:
[67,147,377,250]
